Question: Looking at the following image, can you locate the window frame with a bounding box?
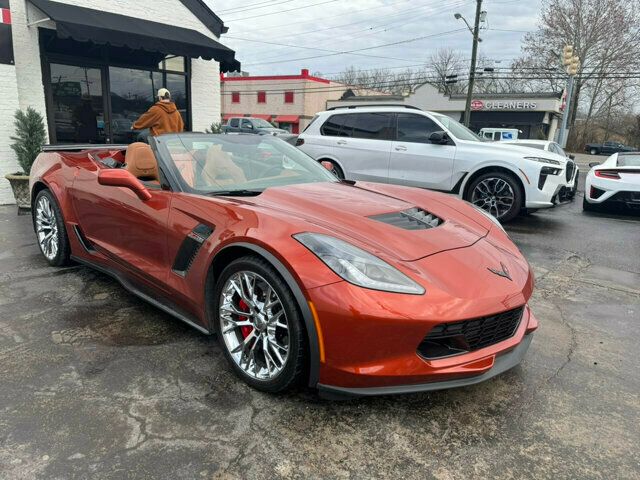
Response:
[395,113,443,144]
[257,91,266,103]
[284,91,294,104]
[231,91,241,104]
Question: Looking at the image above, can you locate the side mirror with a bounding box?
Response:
[320,160,335,172]
[98,169,152,201]
[246,124,254,129]
[568,154,575,160]
[589,162,600,168]
[429,131,449,145]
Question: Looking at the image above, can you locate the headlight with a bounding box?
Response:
[293,233,425,295]
[524,156,561,166]
[470,204,506,232]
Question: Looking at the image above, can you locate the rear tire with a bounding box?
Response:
[213,255,307,393]
[590,148,598,155]
[582,195,600,212]
[466,171,523,223]
[32,189,71,267]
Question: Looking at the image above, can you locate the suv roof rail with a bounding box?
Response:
[326,104,421,111]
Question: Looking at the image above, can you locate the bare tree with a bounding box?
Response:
[425,48,467,95]
[513,0,640,147]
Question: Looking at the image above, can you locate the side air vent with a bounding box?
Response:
[368,207,442,230]
[172,224,214,277]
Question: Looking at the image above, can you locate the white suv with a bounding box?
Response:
[298,105,570,222]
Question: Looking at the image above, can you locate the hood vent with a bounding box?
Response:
[369,207,442,230]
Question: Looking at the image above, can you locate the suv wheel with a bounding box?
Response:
[590,148,598,155]
[466,172,523,222]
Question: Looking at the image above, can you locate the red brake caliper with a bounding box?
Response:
[238,299,253,338]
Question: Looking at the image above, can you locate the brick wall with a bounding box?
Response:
[1,0,223,204]
[0,64,21,204]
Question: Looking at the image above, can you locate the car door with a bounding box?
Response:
[329,112,394,182]
[388,113,456,191]
[71,159,172,287]
[241,119,255,134]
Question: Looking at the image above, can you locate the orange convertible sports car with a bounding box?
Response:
[30,133,537,398]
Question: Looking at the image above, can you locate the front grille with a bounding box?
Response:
[369,207,442,230]
[417,307,524,359]
[566,160,575,182]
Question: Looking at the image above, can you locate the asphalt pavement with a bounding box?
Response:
[0,160,638,479]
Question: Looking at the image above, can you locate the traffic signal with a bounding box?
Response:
[563,45,574,66]
[567,56,580,76]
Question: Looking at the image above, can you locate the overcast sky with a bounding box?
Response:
[206,0,544,77]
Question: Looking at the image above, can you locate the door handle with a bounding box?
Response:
[337,140,347,145]
[395,145,407,151]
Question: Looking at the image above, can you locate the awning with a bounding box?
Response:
[222,113,241,121]
[252,114,273,121]
[274,115,300,123]
[30,0,240,72]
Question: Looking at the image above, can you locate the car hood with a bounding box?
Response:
[225,182,492,262]
[459,140,566,164]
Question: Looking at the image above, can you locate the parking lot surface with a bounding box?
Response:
[1,161,638,479]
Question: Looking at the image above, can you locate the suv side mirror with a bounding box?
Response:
[98,169,152,201]
[429,131,450,145]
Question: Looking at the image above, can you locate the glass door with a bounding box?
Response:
[49,64,107,144]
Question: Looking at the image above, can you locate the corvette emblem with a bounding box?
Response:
[488,262,512,281]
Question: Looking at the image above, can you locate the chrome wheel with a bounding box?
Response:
[35,195,59,261]
[219,271,290,381]
[471,177,515,220]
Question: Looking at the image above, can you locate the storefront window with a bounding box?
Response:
[49,64,106,144]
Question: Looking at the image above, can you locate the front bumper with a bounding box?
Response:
[524,167,565,209]
[319,333,533,399]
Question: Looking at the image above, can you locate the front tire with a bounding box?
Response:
[33,189,71,267]
[466,172,523,222]
[213,256,306,393]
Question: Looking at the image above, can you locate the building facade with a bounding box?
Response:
[221,69,351,134]
[0,0,238,204]
[327,83,564,141]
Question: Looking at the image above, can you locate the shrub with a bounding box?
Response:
[10,107,47,175]
[206,122,223,134]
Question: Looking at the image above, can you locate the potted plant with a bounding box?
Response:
[5,107,47,210]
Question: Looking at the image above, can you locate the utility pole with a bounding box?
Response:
[558,45,580,148]
[463,0,482,127]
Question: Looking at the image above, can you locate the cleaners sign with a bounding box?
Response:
[472,99,538,111]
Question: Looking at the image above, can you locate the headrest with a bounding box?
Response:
[126,142,158,181]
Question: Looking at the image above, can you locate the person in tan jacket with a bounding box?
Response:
[132,88,184,137]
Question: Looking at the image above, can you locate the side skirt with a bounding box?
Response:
[71,255,211,335]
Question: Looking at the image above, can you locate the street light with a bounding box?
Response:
[455,0,484,127]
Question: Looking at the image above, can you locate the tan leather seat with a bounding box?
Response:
[126,142,159,181]
[203,145,246,186]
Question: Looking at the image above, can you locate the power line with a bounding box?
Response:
[225,0,341,22]
[243,28,468,67]
[218,0,295,15]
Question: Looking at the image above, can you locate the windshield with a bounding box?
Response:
[155,134,337,194]
[251,119,275,128]
[618,154,640,167]
[432,114,482,142]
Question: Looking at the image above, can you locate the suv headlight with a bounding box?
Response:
[524,156,561,166]
[294,233,425,295]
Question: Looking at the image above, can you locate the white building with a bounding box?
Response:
[328,83,564,141]
[0,0,238,204]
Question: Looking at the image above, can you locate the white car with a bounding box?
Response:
[298,105,569,222]
[502,139,579,201]
[584,152,640,211]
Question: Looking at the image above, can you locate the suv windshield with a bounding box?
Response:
[155,134,337,194]
[251,119,274,128]
[432,114,482,142]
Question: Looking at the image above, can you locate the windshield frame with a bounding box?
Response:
[152,133,338,195]
[431,113,483,142]
[250,118,275,129]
